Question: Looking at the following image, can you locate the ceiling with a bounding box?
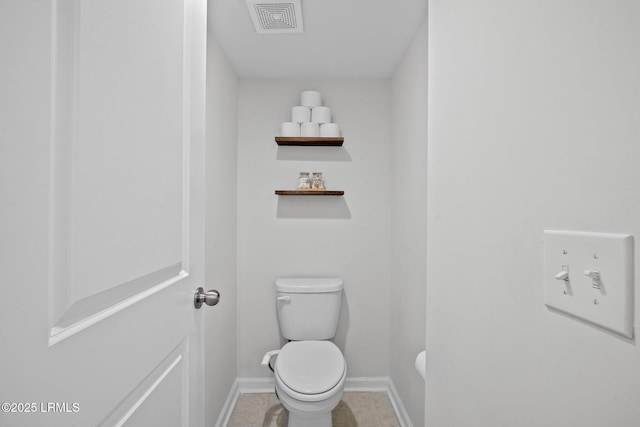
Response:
[208,0,428,79]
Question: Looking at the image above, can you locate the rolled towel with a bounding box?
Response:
[415,351,426,380]
[311,106,331,124]
[301,122,320,137]
[301,90,322,107]
[320,123,340,137]
[280,122,301,137]
[291,106,311,123]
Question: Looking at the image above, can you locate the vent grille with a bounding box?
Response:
[246,0,304,34]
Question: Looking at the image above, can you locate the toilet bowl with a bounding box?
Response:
[265,277,346,427]
[274,340,346,427]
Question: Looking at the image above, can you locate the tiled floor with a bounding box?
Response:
[228,391,401,427]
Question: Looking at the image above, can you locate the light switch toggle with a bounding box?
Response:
[584,269,601,289]
[555,265,569,282]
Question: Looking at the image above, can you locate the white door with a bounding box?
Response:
[0,1,208,426]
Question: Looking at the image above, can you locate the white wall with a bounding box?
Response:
[236,79,392,378]
[427,1,640,425]
[204,34,238,425]
[390,15,428,427]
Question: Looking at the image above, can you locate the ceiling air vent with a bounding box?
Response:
[245,0,304,34]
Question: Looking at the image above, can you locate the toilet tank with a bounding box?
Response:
[275,277,343,341]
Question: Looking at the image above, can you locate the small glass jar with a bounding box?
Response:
[311,172,325,190]
[298,172,311,190]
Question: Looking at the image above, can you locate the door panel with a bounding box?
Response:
[51,0,187,342]
[97,340,188,427]
[72,0,184,302]
[0,1,206,426]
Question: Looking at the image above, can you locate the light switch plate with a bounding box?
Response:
[543,230,634,338]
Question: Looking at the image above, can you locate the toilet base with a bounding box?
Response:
[275,378,344,427]
[288,410,331,427]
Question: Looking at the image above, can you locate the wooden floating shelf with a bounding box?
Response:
[275,190,345,196]
[275,136,344,146]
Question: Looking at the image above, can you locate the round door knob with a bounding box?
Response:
[194,287,220,309]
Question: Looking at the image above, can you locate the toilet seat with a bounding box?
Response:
[275,341,345,396]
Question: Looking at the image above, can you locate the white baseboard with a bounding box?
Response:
[213,379,239,427]
[216,376,413,427]
[344,376,391,392]
[385,378,414,427]
[237,376,276,393]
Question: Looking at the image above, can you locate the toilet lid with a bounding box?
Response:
[276,341,345,395]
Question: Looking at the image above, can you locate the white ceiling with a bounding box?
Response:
[208,0,428,79]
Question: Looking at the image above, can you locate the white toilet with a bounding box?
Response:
[263,277,347,427]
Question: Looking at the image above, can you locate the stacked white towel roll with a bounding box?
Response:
[280,122,300,137]
[280,91,341,137]
[301,90,322,107]
[291,106,310,123]
[301,122,319,137]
